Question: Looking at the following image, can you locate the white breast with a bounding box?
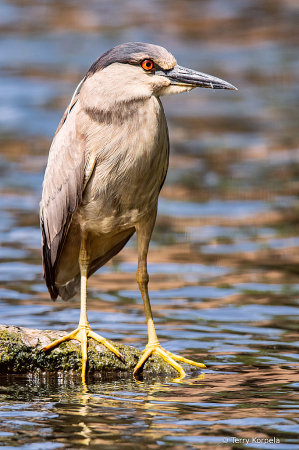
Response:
[75,96,169,235]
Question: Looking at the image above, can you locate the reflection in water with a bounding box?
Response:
[1,0,299,448]
[1,370,298,449]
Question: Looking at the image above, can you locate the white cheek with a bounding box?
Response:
[158,85,196,96]
[128,83,152,99]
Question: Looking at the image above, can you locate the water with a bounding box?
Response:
[1,0,299,448]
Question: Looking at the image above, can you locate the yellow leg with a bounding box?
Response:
[43,236,124,380]
[134,220,205,378]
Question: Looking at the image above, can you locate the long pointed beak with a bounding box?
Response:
[157,64,237,90]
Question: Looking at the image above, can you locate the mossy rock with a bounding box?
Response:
[0,325,193,377]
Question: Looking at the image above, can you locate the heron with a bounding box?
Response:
[40,42,236,380]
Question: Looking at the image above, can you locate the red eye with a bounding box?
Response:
[141,59,154,71]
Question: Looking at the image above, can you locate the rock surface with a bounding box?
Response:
[0,325,183,376]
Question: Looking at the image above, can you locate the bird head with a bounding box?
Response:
[79,42,236,110]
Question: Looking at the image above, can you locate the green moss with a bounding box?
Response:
[0,327,203,376]
[0,329,21,342]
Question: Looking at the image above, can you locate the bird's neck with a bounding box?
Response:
[79,70,154,126]
[82,97,151,126]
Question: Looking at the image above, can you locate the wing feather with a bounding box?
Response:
[40,99,88,301]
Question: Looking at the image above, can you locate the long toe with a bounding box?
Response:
[134,343,205,378]
[42,329,80,352]
[164,350,206,369]
[133,347,154,374]
[43,326,124,381]
[80,329,88,380]
[155,347,187,377]
[87,330,124,360]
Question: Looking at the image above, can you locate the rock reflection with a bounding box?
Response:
[1,370,298,449]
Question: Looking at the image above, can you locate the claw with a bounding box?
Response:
[133,343,205,378]
[164,349,206,369]
[43,326,124,380]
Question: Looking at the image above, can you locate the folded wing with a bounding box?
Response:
[40,96,88,301]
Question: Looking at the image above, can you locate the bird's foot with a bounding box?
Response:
[133,343,205,378]
[43,324,124,380]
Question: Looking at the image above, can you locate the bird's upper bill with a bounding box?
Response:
[156,65,237,90]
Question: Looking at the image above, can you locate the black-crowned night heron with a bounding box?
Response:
[40,42,236,380]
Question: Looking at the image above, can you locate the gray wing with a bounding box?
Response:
[40,91,90,301]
